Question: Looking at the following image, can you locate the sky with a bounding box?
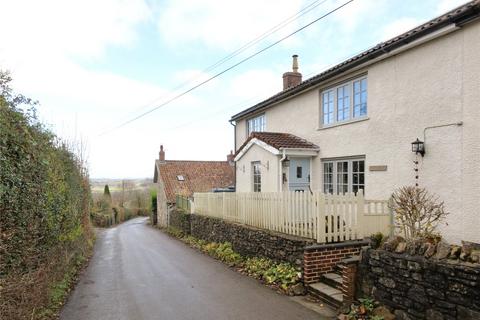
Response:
[0,0,468,178]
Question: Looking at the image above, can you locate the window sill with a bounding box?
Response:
[317,116,369,130]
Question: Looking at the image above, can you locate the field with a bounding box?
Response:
[90,178,154,194]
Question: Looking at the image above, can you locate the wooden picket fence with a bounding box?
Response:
[193,191,392,243]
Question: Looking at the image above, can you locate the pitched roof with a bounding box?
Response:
[230,0,480,121]
[154,160,234,203]
[236,132,319,156]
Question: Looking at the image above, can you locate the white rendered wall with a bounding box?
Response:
[234,22,480,243]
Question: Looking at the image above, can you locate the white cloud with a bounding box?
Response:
[381,17,422,41]
[0,0,151,62]
[157,0,305,51]
[328,0,381,32]
[229,69,281,99]
[435,0,469,14]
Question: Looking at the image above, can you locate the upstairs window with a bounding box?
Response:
[247,114,266,135]
[321,76,367,126]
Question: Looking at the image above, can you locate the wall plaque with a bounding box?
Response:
[369,165,387,172]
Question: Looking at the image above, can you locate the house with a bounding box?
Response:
[230,1,480,244]
[153,145,235,226]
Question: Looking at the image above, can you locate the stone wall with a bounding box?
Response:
[168,209,191,235]
[189,214,314,266]
[359,248,480,320]
[303,241,368,284]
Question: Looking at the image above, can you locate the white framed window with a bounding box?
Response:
[322,158,365,194]
[247,114,266,135]
[323,162,333,194]
[321,76,367,126]
[252,161,261,192]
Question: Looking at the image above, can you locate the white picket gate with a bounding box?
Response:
[193,191,392,243]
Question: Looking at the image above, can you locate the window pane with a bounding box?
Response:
[352,160,365,194]
[323,162,333,194]
[248,115,266,134]
[252,162,261,192]
[322,90,334,125]
[337,84,350,121]
[353,78,367,118]
[297,167,302,178]
[336,161,348,194]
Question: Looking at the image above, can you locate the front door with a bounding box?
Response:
[288,158,310,192]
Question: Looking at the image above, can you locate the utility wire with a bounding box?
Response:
[114,0,332,126]
[99,0,354,136]
[163,70,320,133]
[120,0,330,120]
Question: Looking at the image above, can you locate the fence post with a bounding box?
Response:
[222,192,226,219]
[357,189,365,239]
[316,192,326,243]
[388,199,395,237]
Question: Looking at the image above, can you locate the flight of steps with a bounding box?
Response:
[307,266,344,308]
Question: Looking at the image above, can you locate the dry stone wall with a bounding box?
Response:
[189,214,314,266]
[359,247,480,320]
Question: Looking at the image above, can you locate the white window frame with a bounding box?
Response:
[322,157,365,194]
[320,76,367,127]
[252,161,261,192]
[247,114,266,135]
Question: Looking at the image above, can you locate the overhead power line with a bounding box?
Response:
[119,0,330,120]
[99,0,354,136]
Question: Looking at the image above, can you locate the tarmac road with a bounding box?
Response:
[60,217,330,320]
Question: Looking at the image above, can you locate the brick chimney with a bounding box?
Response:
[227,150,234,164]
[282,54,302,90]
[159,145,165,162]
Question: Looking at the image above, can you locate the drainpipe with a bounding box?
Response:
[229,120,237,190]
[279,149,287,191]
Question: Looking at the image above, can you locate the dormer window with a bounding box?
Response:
[247,114,266,135]
[321,76,367,126]
[176,175,185,181]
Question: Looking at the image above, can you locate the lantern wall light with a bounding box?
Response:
[411,138,425,157]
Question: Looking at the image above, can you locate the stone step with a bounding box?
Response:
[322,272,343,290]
[307,282,343,309]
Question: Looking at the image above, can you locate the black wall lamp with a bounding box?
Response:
[411,138,425,157]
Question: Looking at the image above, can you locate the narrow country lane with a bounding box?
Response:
[60,217,330,320]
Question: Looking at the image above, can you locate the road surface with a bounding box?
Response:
[60,217,331,320]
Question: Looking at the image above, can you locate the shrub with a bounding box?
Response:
[150,189,157,225]
[243,257,274,278]
[165,227,184,238]
[347,297,384,320]
[389,186,448,240]
[263,263,301,291]
[213,242,243,266]
[202,242,219,256]
[0,70,92,319]
[370,232,385,249]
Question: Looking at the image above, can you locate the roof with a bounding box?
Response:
[230,0,480,121]
[235,132,319,158]
[154,160,235,203]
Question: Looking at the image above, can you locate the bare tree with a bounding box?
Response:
[389,186,448,240]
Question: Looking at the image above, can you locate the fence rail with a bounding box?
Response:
[193,191,392,243]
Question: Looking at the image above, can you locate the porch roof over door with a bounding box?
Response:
[234,132,319,161]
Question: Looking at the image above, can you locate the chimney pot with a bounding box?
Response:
[282,54,302,90]
[227,150,235,164]
[159,145,165,161]
[292,54,299,72]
